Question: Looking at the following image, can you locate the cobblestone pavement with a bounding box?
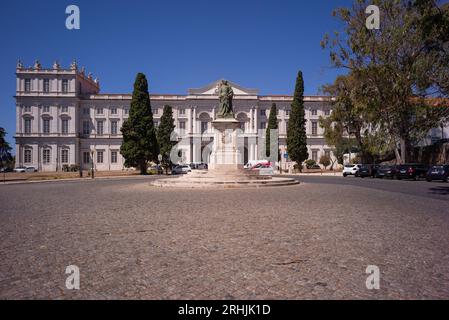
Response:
[0,177,448,299]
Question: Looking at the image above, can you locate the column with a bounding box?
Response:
[193,107,197,134]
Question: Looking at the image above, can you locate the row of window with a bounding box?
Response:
[83,107,129,115]
[24,79,69,93]
[24,149,69,164]
[311,150,332,162]
[23,105,69,113]
[82,151,118,164]
[24,119,70,134]
[24,149,120,165]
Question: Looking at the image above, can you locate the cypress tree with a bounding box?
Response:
[120,73,159,174]
[287,71,308,170]
[157,105,176,174]
[265,103,279,160]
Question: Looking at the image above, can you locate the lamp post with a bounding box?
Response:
[90,150,95,179]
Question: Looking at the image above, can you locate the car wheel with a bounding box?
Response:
[343,173,347,177]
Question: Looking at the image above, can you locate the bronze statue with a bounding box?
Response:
[217,80,234,118]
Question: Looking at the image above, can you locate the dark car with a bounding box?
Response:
[426,165,449,182]
[355,165,373,178]
[395,164,428,180]
[375,165,397,179]
[307,164,321,170]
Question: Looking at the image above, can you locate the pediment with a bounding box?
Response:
[188,79,259,96]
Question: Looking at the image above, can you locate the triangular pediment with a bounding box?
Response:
[188,79,259,96]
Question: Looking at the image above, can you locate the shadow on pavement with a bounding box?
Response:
[428,186,449,196]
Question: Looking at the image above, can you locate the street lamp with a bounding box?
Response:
[90,150,95,179]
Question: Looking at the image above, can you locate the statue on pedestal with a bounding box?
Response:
[217,80,234,118]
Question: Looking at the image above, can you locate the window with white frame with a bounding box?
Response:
[111,120,118,135]
[311,109,317,116]
[97,151,104,163]
[61,105,68,113]
[62,119,69,135]
[62,79,69,93]
[111,151,118,163]
[110,107,117,115]
[124,107,129,115]
[312,150,318,162]
[61,149,69,164]
[43,149,51,164]
[152,108,158,115]
[311,121,318,135]
[260,109,266,116]
[324,110,330,116]
[24,105,31,113]
[285,109,290,116]
[83,152,90,164]
[25,79,31,92]
[96,107,103,115]
[179,108,186,115]
[43,119,50,134]
[179,121,186,130]
[83,108,90,115]
[24,119,32,134]
[43,79,50,93]
[43,105,50,113]
[82,120,90,135]
[96,121,104,135]
[24,149,32,163]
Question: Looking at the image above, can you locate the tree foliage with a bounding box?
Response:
[265,103,279,160]
[287,71,309,167]
[322,0,449,163]
[120,73,159,174]
[0,128,13,169]
[157,105,176,174]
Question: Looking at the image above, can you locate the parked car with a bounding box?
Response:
[251,164,274,176]
[343,164,362,177]
[375,165,397,179]
[306,164,321,170]
[395,164,428,180]
[355,165,373,178]
[189,163,208,170]
[244,160,269,169]
[426,165,449,182]
[0,167,13,173]
[171,165,192,175]
[13,166,37,173]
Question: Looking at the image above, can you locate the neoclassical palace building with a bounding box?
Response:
[14,61,335,171]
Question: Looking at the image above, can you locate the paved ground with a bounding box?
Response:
[0,175,448,299]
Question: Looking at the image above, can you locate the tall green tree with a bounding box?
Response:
[322,0,449,163]
[120,73,159,174]
[157,105,176,174]
[287,71,309,170]
[0,128,13,169]
[319,73,395,163]
[265,103,279,160]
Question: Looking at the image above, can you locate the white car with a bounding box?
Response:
[244,160,270,169]
[172,165,192,175]
[14,166,37,173]
[251,163,275,176]
[343,164,362,177]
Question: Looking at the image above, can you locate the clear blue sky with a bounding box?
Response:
[0,0,353,153]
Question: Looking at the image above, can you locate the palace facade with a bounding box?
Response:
[14,61,336,171]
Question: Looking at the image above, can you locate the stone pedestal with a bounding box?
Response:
[209,118,244,173]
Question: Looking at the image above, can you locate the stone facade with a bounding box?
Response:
[15,61,336,171]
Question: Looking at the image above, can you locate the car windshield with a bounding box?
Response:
[344,165,354,168]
